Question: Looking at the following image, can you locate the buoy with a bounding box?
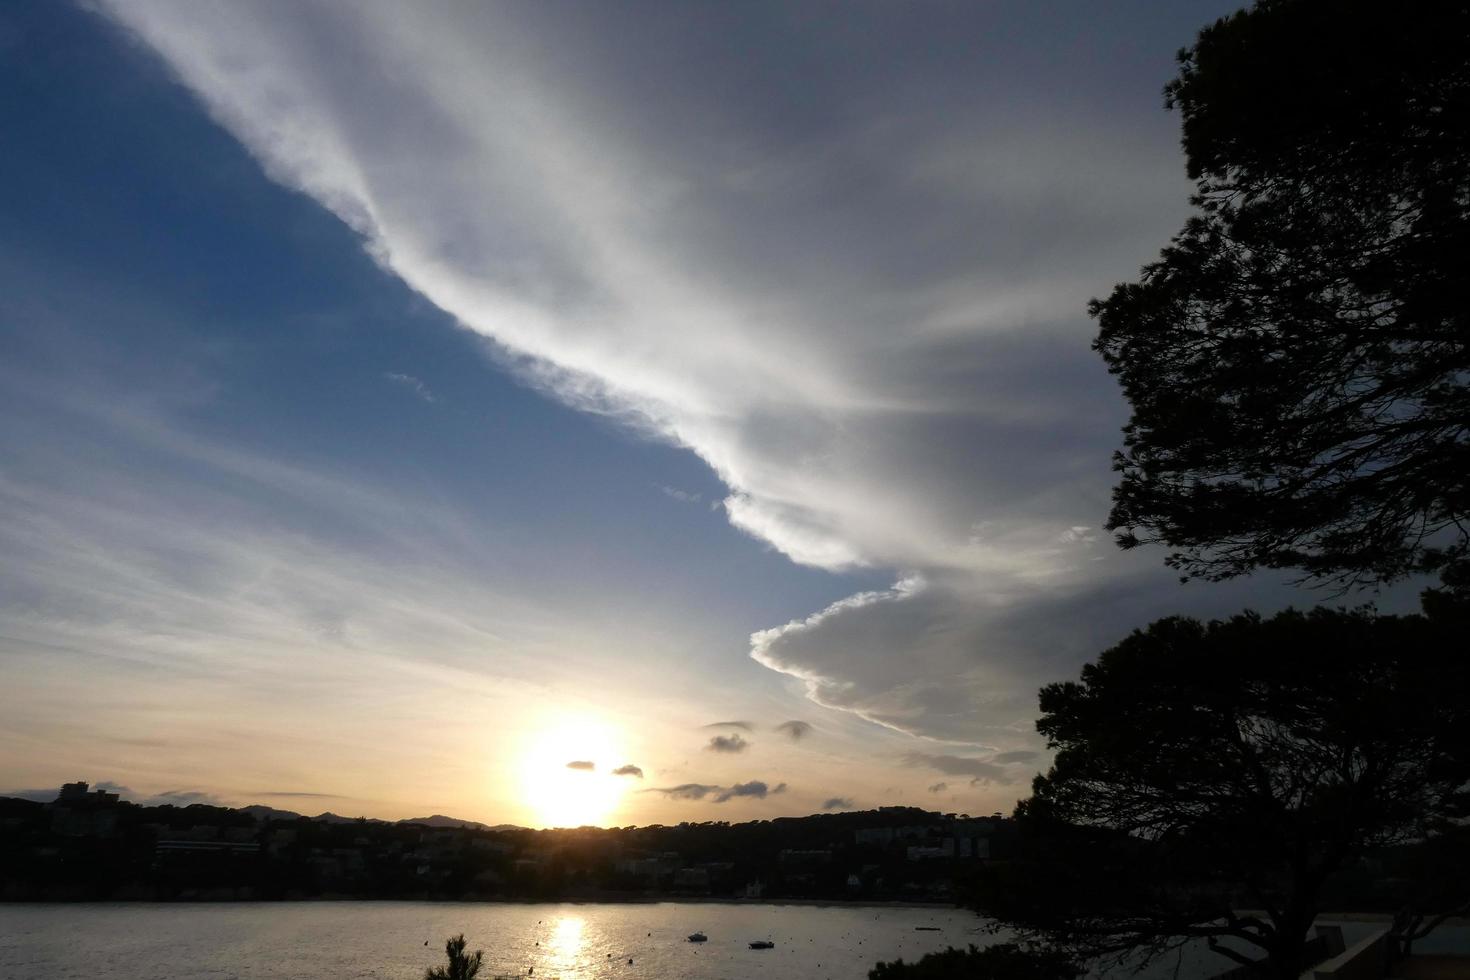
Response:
[628,958,634,965]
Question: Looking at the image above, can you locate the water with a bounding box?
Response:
[0,901,990,980]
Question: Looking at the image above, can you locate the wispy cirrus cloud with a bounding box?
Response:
[383,371,436,403]
[658,485,701,504]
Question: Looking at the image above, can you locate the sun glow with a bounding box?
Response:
[518,714,629,828]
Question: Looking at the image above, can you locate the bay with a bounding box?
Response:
[0,901,989,980]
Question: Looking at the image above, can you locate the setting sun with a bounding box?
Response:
[518,715,630,828]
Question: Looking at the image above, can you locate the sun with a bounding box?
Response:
[518,714,629,828]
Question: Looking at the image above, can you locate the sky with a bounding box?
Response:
[0,0,1405,828]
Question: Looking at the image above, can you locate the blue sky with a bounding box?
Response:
[0,1,1402,826]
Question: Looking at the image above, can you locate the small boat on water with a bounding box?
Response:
[749,940,775,949]
[915,926,942,932]
[688,932,708,943]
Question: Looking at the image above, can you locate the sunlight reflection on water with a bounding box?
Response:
[0,901,985,980]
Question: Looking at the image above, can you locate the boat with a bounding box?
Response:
[687,932,708,943]
[749,940,775,949]
[915,926,942,931]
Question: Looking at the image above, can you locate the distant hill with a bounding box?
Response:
[398,814,520,831]
[239,805,387,825]
[238,805,508,829]
[240,804,303,822]
[311,811,395,824]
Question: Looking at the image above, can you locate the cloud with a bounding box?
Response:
[0,783,226,807]
[565,760,595,771]
[644,779,785,803]
[750,575,1045,741]
[715,780,783,803]
[611,764,643,778]
[383,371,437,403]
[927,782,948,794]
[703,721,753,731]
[775,720,812,740]
[645,783,719,801]
[146,789,223,806]
[905,753,1018,787]
[706,733,749,754]
[822,797,854,810]
[992,750,1039,764]
[252,791,345,799]
[658,485,701,504]
[91,0,1349,747]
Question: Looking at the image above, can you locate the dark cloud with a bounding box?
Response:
[775,720,812,740]
[148,789,222,806]
[1,782,222,807]
[716,780,783,803]
[645,780,786,803]
[611,764,643,778]
[927,781,949,794]
[703,721,753,731]
[565,760,595,771]
[822,797,854,810]
[645,783,720,801]
[706,733,749,754]
[905,752,1013,786]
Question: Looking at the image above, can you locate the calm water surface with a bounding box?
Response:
[0,901,990,980]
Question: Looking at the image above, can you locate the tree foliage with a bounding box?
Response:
[978,605,1470,980]
[869,943,1081,980]
[1091,0,1470,588]
[425,934,483,980]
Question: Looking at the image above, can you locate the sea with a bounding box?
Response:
[0,901,990,980]
[5,902,1463,980]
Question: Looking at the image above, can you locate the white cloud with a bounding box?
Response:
[384,372,436,403]
[92,2,1312,742]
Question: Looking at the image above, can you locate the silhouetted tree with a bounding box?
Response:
[425,934,483,980]
[1091,0,1470,589]
[869,943,1081,980]
[977,606,1470,980]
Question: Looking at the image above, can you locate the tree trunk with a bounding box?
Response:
[1266,906,1312,980]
